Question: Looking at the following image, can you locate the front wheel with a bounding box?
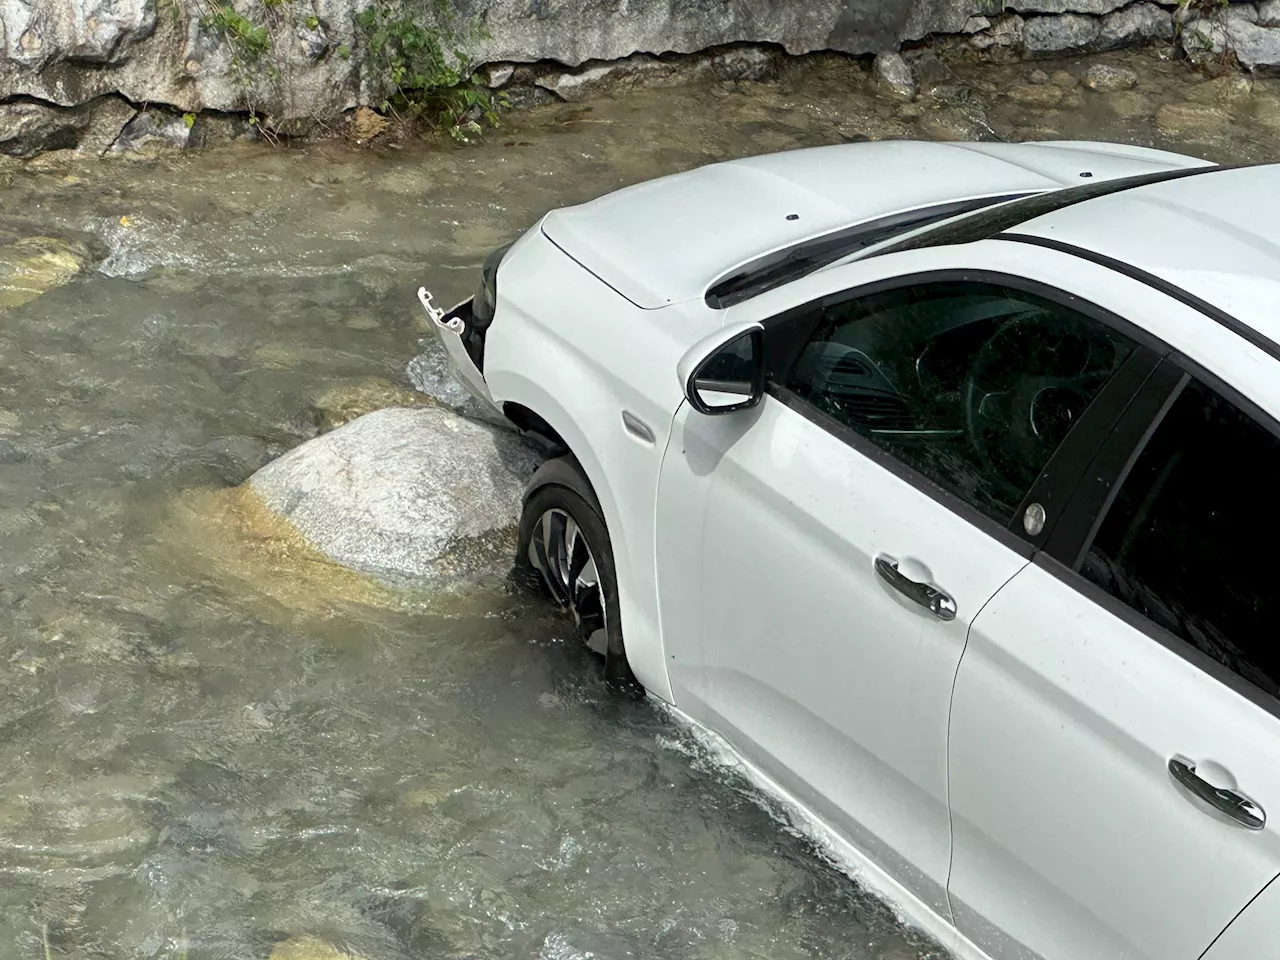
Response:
[516,458,642,697]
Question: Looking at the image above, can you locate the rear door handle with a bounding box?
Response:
[875,555,957,621]
[1168,755,1266,830]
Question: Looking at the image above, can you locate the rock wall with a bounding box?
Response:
[0,0,1276,158]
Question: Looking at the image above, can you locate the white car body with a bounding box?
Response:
[422,140,1280,960]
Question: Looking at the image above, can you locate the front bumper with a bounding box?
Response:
[417,287,499,413]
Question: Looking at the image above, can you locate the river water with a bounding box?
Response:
[1,49,1278,960]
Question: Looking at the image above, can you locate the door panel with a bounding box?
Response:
[949,559,1280,960]
[1199,871,1280,959]
[657,394,1030,916]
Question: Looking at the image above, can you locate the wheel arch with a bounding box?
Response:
[488,365,675,702]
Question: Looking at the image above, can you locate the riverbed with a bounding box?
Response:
[1,48,1277,960]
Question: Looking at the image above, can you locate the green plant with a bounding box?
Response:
[337,43,351,59]
[156,0,184,24]
[357,0,502,141]
[183,112,197,128]
[200,4,270,61]
[305,14,320,28]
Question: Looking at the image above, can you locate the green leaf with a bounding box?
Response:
[183,112,196,129]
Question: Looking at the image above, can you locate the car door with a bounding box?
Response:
[655,272,1153,919]
[948,362,1280,960]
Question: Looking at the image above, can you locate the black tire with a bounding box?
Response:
[516,457,642,697]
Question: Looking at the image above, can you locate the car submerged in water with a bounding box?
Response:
[419,140,1280,960]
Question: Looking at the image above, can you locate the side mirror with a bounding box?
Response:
[677,321,766,415]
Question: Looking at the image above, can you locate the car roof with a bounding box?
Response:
[1005,165,1280,350]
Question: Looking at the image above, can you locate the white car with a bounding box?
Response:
[420,140,1280,960]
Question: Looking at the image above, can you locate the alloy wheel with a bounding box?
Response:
[527,507,608,654]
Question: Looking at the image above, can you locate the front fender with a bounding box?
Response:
[490,356,674,704]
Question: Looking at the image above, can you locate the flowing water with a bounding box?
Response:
[1,48,1279,960]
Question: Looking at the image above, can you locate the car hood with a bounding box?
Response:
[539,140,1212,309]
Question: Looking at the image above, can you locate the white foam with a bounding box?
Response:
[653,699,995,960]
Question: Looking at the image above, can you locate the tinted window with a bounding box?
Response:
[782,281,1136,524]
[1082,378,1280,699]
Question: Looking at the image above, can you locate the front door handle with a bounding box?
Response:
[1168,755,1266,830]
[874,555,957,621]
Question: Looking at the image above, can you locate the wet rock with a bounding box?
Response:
[269,936,358,960]
[110,109,191,154]
[1185,72,1255,104]
[0,100,89,158]
[928,82,973,104]
[970,13,1026,49]
[911,51,954,92]
[1103,87,1152,117]
[1249,93,1280,128]
[709,46,778,82]
[1025,13,1103,53]
[1007,82,1065,104]
[1083,62,1139,90]
[247,407,541,586]
[188,112,259,148]
[1100,2,1175,47]
[536,53,677,102]
[1155,101,1231,136]
[0,236,90,311]
[1051,68,1081,87]
[873,51,916,99]
[502,84,559,111]
[312,378,435,432]
[917,108,984,140]
[1028,68,1052,83]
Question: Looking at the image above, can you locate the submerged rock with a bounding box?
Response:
[247,407,541,586]
[1155,101,1231,137]
[269,936,360,960]
[311,378,436,432]
[0,236,90,311]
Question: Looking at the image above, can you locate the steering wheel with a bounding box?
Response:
[962,312,1101,492]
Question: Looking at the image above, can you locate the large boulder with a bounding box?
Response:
[247,407,541,586]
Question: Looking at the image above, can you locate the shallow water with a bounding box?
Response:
[2,47,1279,960]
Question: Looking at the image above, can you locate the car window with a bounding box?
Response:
[781,281,1137,524]
[1081,378,1280,700]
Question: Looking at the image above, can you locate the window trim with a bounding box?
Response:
[761,268,1161,555]
[1041,360,1188,568]
[1048,354,1280,713]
